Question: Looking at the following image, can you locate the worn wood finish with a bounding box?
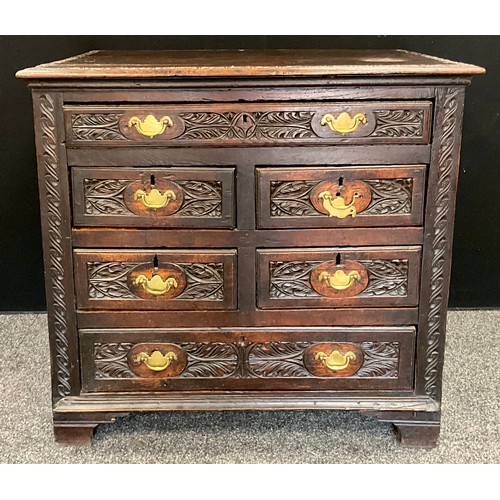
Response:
[74,249,237,311]
[365,410,441,447]
[16,49,485,79]
[66,145,432,167]
[257,246,421,309]
[54,394,439,415]
[18,49,483,446]
[257,165,426,228]
[71,227,424,248]
[79,326,415,392]
[76,307,419,329]
[72,167,235,228]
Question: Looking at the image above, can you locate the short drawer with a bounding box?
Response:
[72,167,235,228]
[257,246,421,309]
[65,101,432,146]
[74,250,237,310]
[80,326,415,392]
[257,165,426,228]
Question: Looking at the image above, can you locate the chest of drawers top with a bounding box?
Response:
[16,48,484,79]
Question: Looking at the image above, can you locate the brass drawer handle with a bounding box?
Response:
[133,188,177,209]
[128,114,173,138]
[315,350,356,371]
[134,274,178,295]
[136,350,178,372]
[318,269,360,290]
[320,112,367,134]
[318,190,358,218]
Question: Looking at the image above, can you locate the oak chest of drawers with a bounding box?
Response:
[17,49,484,447]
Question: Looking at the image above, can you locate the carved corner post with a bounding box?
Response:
[32,90,87,442]
[417,86,466,400]
[398,86,466,446]
[32,91,79,402]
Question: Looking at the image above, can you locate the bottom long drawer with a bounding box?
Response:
[80,326,415,392]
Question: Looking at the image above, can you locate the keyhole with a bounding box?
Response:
[150,174,156,186]
[242,114,248,123]
[153,254,159,271]
[336,253,342,266]
[336,176,343,197]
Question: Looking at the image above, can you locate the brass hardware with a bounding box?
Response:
[315,350,356,371]
[318,190,359,218]
[318,269,360,290]
[320,112,367,134]
[136,350,178,372]
[128,114,173,138]
[134,188,177,209]
[134,274,178,296]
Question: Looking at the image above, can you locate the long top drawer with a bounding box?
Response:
[64,101,433,146]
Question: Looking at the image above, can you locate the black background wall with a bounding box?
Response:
[1,35,498,311]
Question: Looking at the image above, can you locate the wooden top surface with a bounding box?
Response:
[16,49,485,79]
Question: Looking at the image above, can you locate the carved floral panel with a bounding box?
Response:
[93,341,400,379]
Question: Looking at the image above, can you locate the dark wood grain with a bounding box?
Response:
[66,145,432,167]
[71,227,424,248]
[76,308,419,328]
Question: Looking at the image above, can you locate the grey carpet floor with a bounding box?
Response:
[0,310,498,463]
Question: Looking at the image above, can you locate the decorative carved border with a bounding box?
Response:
[40,94,71,398]
[424,88,460,399]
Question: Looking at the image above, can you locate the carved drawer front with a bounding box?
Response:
[257,246,421,309]
[64,101,432,146]
[257,165,425,228]
[79,326,415,392]
[74,250,236,310]
[72,167,235,228]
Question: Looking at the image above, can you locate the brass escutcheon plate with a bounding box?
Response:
[310,180,372,218]
[127,262,187,300]
[124,178,184,216]
[127,343,187,378]
[310,259,369,298]
[303,343,364,377]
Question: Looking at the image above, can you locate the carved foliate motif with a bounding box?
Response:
[93,341,400,379]
[270,179,412,218]
[83,178,223,218]
[40,94,71,398]
[269,260,408,298]
[87,262,224,301]
[424,88,461,399]
[372,109,424,137]
[178,111,316,140]
[72,113,126,140]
